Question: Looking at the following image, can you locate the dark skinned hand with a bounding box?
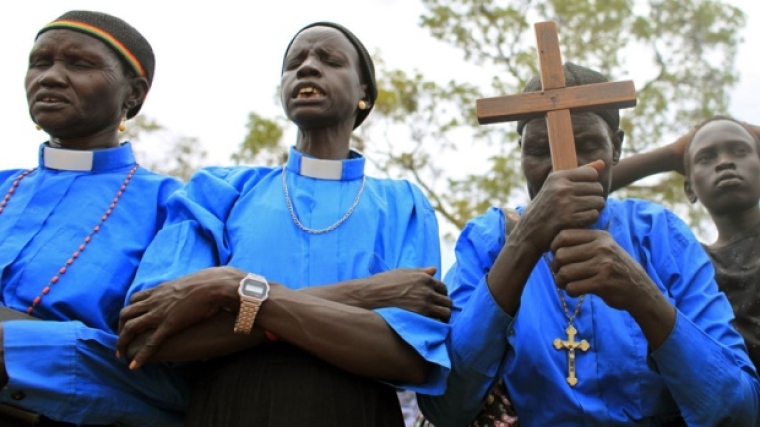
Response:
[517,160,607,256]
[353,267,452,322]
[667,127,697,176]
[547,229,659,312]
[117,266,244,369]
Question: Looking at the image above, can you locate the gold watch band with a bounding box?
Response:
[234,300,261,335]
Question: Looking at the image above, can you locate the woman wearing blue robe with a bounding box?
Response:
[0,11,187,426]
[116,22,451,426]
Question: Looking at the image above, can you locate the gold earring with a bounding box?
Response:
[358,100,367,110]
[118,117,127,132]
[35,124,41,131]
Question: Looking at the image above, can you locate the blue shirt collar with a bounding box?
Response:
[39,142,136,172]
[285,146,365,181]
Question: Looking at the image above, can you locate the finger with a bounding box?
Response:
[562,163,601,181]
[563,276,601,298]
[128,288,153,304]
[116,319,139,359]
[561,181,605,196]
[431,279,448,297]
[118,302,148,334]
[548,208,601,234]
[128,317,183,369]
[568,193,606,211]
[117,316,154,359]
[581,159,605,173]
[550,229,602,254]
[129,334,164,370]
[420,266,437,276]
[552,259,598,289]
[432,293,453,309]
[429,306,452,323]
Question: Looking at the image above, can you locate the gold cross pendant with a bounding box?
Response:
[553,324,590,386]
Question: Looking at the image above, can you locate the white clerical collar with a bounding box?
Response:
[286,147,365,181]
[299,156,344,180]
[42,146,94,171]
[39,142,137,172]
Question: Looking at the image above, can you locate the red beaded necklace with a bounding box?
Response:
[0,165,139,314]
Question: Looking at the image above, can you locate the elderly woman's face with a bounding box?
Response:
[26,29,132,138]
[280,26,365,130]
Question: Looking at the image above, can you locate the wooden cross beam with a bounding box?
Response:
[476,21,637,171]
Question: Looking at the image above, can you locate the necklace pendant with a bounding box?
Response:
[553,324,590,387]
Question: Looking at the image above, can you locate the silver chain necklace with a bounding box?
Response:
[281,166,366,235]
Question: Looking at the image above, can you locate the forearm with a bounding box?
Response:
[486,229,542,316]
[651,311,760,425]
[126,311,268,363]
[297,278,373,309]
[259,284,430,385]
[627,283,676,350]
[1,321,187,425]
[611,145,677,192]
[419,278,513,426]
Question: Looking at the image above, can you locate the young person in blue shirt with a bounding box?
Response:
[612,115,760,375]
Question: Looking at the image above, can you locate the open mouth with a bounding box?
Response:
[294,86,325,99]
[35,93,69,105]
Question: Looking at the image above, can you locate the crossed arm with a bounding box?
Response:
[117,266,451,386]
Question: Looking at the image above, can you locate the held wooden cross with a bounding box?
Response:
[476,21,637,171]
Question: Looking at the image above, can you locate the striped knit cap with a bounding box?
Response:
[37,10,155,118]
[283,22,377,129]
[517,62,620,135]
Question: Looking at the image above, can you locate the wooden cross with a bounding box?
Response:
[553,324,590,387]
[476,21,637,171]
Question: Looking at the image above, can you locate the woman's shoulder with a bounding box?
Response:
[0,168,32,183]
[186,164,281,191]
[609,197,697,248]
[365,176,433,209]
[609,197,684,225]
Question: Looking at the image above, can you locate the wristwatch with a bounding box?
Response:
[234,273,270,335]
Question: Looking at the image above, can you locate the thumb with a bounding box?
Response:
[582,159,605,174]
[420,266,438,276]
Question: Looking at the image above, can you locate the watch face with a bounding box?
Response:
[242,278,268,299]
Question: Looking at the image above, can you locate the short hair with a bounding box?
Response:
[683,115,760,175]
[517,62,620,135]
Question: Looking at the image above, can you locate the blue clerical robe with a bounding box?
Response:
[419,198,760,426]
[130,146,450,393]
[0,143,188,426]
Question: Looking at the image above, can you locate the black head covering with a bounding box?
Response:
[283,22,377,129]
[517,62,620,135]
[37,10,155,119]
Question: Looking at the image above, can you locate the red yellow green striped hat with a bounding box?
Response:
[37,10,155,118]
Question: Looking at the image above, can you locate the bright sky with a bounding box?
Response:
[2,0,758,170]
[0,0,465,169]
[1,0,758,257]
